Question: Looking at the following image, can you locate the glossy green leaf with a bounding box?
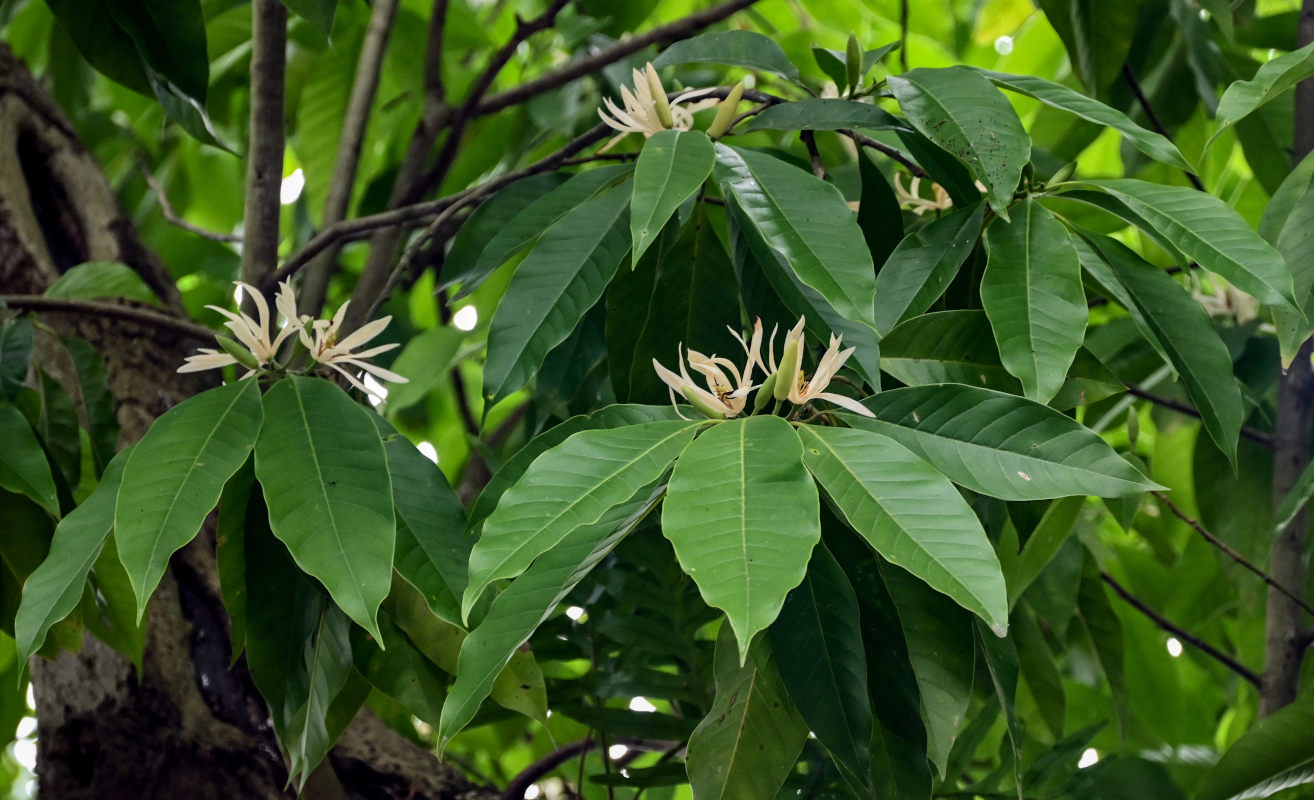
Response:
[105,0,208,102]
[631,130,714,264]
[1195,690,1314,800]
[216,460,254,662]
[34,369,80,493]
[44,262,162,306]
[662,415,820,664]
[1274,458,1314,540]
[1260,150,1314,365]
[1208,40,1314,150]
[769,544,872,786]
[255,376,394,640]
[0,318,33,402]
[442,172,570,294]
[0,402,58,518]
[715,144,877,329]
[1004,496,1085,610]
[15,448,129,666]
[44,0,152,95]
[858,151,904,268]
[115,380,261,618]
[283,0,338,39]
[849,384,1163,500]
[1014,600,1065,740]
[879,310,1121,411]
[982,198,1086,403]
[380,326,465,413]
[798,424,1007,634]
[888,67,1030,219]
[1035,0,1136,94]
[463,420,698,620]
[973,69,1193,172]
[685,625,809,800]
[1078,235,1243,466]
[811,41,900,89]
[652,30,801,81]
[1071,179,1299,311]
[483,183,631,404]
[873,204,984,335]
[350,615,447,727]
[742,99,909,133]
[976,621,1024,793]
[84,531,146,671]
[1074,556,1129,738]
[62,338,119,474]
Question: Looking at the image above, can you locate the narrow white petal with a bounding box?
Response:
[814,392,875,417]
[341,358,409,384]
[333,315,391,353]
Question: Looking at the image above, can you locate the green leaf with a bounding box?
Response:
[216,460,254,663]
[1035,0,1136,94]
[1078,234,1243,466]
[1195,690,1314,800]
[1074,556,1129,738]
[742,99,909,133]
[769,544,872,787]
[85,531,147,670]
[812,42,901,89]
[652,30,801,81]
[105,0,209,103]
[849,384,1163,500]
[438,484,663,744]
[115,380,261,618]
[0,402,59,518]
[1274,458,1314,541]
[15,448,129,667]
[715,144,877,330]
[662,415,820,664]
[283,0,338,40]
[379,326,465,413]
[350,615,447,727]
[982,197,1086,404]
[483,182,631,405]
[255,376,394,640]
[0,319,33,402]
[1260,150,1314,365]
[798,425,1007,634]
[631,130,714,265]
[62,338,119,474]
[35,369,81,493]
[462,420,699,620]
[44,0,152,95]
[972,69,1194,172]
[442,173,570,294]
[685,625,809,800]
[1069,179,1299,311]
[887,67,1030,219]
[879,310,1121,411]
[1014,601,1065,740]
[858,152,904,268]
[976,621,1024,794]
[44,262,162,306]
[873,204,985,335]
[1004,496,1085,611]
[1208,40,1314,150]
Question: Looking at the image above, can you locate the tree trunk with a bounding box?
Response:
[0,44,495,800]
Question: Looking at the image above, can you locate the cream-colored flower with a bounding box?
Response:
[179,281,302,375]
[893,173,954,216]
[769,316,874,417]
[598,63,716,150]
[299,300,408,398]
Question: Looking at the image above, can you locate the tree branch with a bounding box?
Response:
[801,130,826,180]
[840,130,928,177]
[1120,64,1205,191]
[240,0,288,289]
[2,296,216,342]
[139,159,241,243]
[1101,572,1262,688]
[1123,383,1273,448]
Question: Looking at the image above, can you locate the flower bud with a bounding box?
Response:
[215,335,261,370]
[645,63,675,129]
[1049,160,1076,186]
[754,372,778,412]
[707,80,745,139]
[774,340,798,401]
[682,386,727,420]
[846,33,863,93]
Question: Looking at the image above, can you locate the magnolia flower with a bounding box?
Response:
[893,173,954,216]
[769,316,874,417]
[598,63,716,150]
[179,281,302,376]
[653,320,763,420]
[299,300,407,398]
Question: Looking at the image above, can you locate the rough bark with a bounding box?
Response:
[0,44,494,800]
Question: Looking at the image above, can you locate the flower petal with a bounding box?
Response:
[813,391,876,417]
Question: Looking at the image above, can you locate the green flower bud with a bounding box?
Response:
[646,63,675,129]
[682,386,727,420]
[1049,161,1076,186]
[754,372,778,412]
[846,32,863,93]
[215,335,261,370]
[774,341,798,402]
[707,80,745,139]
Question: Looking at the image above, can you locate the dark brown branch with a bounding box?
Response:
[899,0,909,72]
[1120,64,1205,191]
[1101,572,1262,688]
[1152,491,1314,616]
[840,130,928,177]
[139,160,241,243]
[240,0,288,288]
[801,130,826,180]
[1123,383,1273,448]
[2,296,216,342]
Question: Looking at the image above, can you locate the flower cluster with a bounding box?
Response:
[179,281,407,397]
[652,316,874,420]
[597,63,723,149]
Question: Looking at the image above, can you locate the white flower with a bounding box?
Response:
[598,63,716,150]
[770,316,874,417]
[893,173,954,216]
[179,281,302,376]
[299,300,408,398]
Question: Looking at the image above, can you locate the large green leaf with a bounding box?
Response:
[350,615,447,727]
[662,415,820,664]
[1260,150,1314,365]
[1195,690,1314,800]
[769,544,872,786]
[742,99,909,133]
[972,69,1194,172]
[879,310,1121,411]
[216,460,254,662]
[887,67,1030,219]
[44,262,162,306]
[872,204,984,336]
[798,425,1007,635]
[0,318,33,402]
[849,384,1163,500]
[438,484,663,744]
[1013,601,1066,741]
[105,0,209,102]
[1035,0,1136,94]
[630,130,714,265]
[85,531,147,671]
[715,144,877,329]
[62,338,119,474]
[1207,40,1314,150]
[652,30,801,81]
[442,172,569,294]
[1070,179,1299,311]
[255,376,394,641]
[0,402,58,518]
[115,380,262,616]
[462,420,699,620]
[976,621,1024,793]
[15,448,129,666]
[1003,496,1085,611]
[685,625,809,800]
[1078,235,1243,467]
[483,183,632,404]
[283,0,338,40]
[982,197,1087,404]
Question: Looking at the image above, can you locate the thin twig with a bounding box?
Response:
[3,296,216,342]
[1152,491,1314,616]
[899,0,910,72]
[1123,383,1274,448]
[1101,571,1262,688]
[241,0,288,289]
[139,159,241,243]
[840,129,927,177]
[1121,64,1205,191]
[801,130,826,180]
[499,738,670,800]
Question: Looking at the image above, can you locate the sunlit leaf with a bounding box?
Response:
[652,30,801,81]
[1208,40,1314,149]
[1196,691,1314,800]
[742,98,909,132]
[873,204,984,336]
[44,262,162,306]
[630,130,714,265]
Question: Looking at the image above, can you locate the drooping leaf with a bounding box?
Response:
[1259,150,1314,365]
[254,376,394,641]
[976,620,1024,795]
[662,415,820,664]
[463,420,699,620]
[483,182,632,404]
[742,99,909,133]
[873,204,985,335]
[849,384,1163,500]
[858,152,904,269]
[887,67,1030,219]
[104,0,209,103]
[44,262,162,306]
[1074,556,1129,738]
[216,460,254,662]
[685,625,809,800]
[84,531,147,671]
[0,318,33,402]
[44,0,152,95]
[982,197,1086,404]
[1013,600,1066,740]
[1035,0,1136,94]
[1207,40,1314,149]
[630,130,715,265]
[0,402,59,518]
[442,172,570,294]
[349,614,447,727]
[115,380,261,618]
[35,369,81,493]
[1004,496,1085,611]
[62,338,119,474]
[1195,690,1314,800]
[798,424,1007,634]
[652,30,801,81]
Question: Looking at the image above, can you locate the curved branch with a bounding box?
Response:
[2,296,216,342]
[1123,383,1273,448]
